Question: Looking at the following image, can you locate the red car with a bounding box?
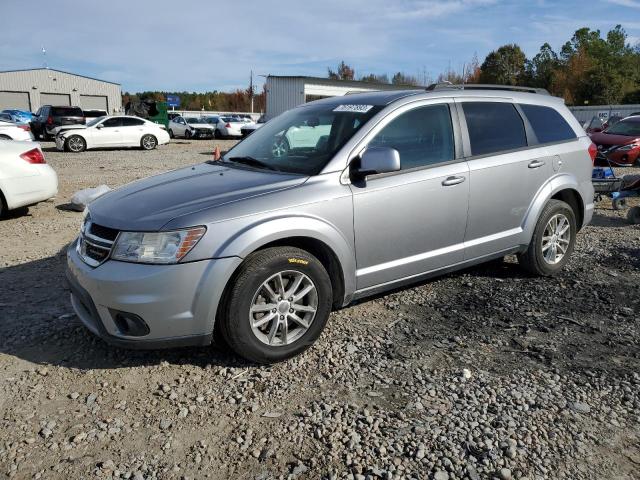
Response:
[589,116,640,166]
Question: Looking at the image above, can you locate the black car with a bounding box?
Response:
[30,105,85,140]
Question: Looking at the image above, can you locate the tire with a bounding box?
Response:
[65,135,86,153]
[218,247,333,364]
[0,134,11,140]
[0,191,6,218]
[613,197,627,211]
[628,206,640,225]
[168,129,174,139]
[517,199,577,276]
[140,134,157,150]
[184,130,192,139]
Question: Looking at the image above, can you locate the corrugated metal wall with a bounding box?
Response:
[0,69,122,113]
[569,104,640,124]
[266,77,305,119]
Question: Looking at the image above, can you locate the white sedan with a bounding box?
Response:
[215,116,245,138]
[55,116,170,152]
[168,116,215,139]
[0,140,57,216]
[0,120,34,141]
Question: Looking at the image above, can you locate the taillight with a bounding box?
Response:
[18,125,31,131]
[588,143,597,164]
[46,116,53,125]
[20,148,46,164]
[225,123,231,128]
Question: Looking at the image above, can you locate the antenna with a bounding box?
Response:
[42,46,48,70]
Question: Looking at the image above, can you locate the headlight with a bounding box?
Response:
[111,227,206,264]
[618,143,639,151]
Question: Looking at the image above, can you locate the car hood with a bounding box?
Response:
[589,132,640,147]
[88,162,307,231]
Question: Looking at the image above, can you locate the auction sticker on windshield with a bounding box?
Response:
[333,105,374,113]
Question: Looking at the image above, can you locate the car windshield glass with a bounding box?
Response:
[222,103,382,175]
[186,118,201,124]
[87,116,106,127]
[605,119,640,136]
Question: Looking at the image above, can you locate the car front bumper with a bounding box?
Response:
[66,240,242,349]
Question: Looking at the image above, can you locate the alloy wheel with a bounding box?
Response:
[541,213,571,264]
[249,270,318,346]
[142,136,156,149]
[68,136,84,152]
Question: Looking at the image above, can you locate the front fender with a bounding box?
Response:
[188,213,357,304]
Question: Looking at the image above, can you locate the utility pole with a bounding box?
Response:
[249,70,254,114]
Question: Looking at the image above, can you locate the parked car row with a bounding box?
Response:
[168,114,251,139]
[588,114,640,166]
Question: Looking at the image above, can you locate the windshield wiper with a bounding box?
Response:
[227,156,279,171]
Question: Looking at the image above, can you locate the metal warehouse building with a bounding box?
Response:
[0,68,121,113]
[265,75,421,119]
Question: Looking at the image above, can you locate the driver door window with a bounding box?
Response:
[369,104,454,170]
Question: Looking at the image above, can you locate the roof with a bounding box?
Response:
[0,68,120,85]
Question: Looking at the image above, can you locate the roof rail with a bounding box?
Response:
[425,83,550,95]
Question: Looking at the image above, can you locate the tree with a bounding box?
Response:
[525,43,559,90]
[360,73,390,84]
[328,61,355,80]
[479,44,527,85]
[391,72,418,85]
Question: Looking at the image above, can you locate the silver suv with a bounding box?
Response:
[66,85,595,363]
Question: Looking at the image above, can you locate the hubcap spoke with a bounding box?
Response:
[250,270,318,347]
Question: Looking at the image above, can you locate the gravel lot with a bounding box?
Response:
[1,140,639,480]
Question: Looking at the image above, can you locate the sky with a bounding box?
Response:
[1,0,639,93]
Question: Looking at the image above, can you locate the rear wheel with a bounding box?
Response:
[0,134,10,140]
[168,129,175,139]
[141,134,157,150]
[518,199,576,276]
[65,135,86,153]
[613,197,627,210]
[218,247,332,364]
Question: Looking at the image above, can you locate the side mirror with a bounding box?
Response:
[354,147,401,177]
[96,124,103,129]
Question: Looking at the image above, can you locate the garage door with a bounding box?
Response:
[0,91,31,111]
[80,95,108,111]
[40,93,71,106]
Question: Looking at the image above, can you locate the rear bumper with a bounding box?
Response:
[2,163,58,210]
[65,241,242,349]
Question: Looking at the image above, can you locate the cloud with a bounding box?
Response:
[606,0,640,7]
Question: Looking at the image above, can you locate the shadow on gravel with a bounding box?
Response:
[0,245,253,371]
[590,212,631,228]
[0,206,30,220]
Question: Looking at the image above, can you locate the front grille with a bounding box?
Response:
[78,222,119,267]
[89,223,118,241]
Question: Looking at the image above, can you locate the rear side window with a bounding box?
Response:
[121,117,145,126]
[52,107,83,117]
[519,104,576,144]
[369,104,454,170]
[462,102,527,156]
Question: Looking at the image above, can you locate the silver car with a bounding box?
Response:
[66,85,595,363]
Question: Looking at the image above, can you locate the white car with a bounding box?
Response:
[0,140,57,216]
[0,120,34,141]
[215,116,245,138]
[241,116,266,137]
[55,116,170,152]
[168,116,215,139]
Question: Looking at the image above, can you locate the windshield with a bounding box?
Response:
[605,119,640,136]
[222,103,382,175]
[87,116,106,127]
[186,118,201,124]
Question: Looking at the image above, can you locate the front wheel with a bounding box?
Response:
[141,134,157,150]
[65,135,86,153]
[218,247,333,364]
[518,199,576,276]
[184,130,192,139]
[168,128,174,139]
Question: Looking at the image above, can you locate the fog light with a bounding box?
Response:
[110,310,150,336]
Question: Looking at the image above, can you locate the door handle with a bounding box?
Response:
[528,160,545,169]
[442,176,466,186]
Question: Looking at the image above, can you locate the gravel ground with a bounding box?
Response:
[0,140,639,480]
